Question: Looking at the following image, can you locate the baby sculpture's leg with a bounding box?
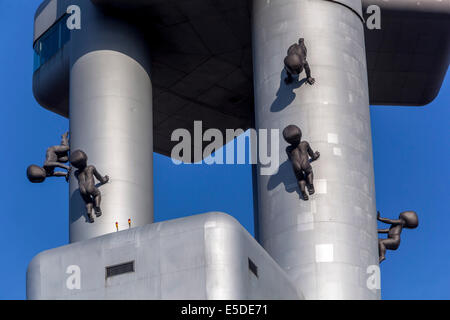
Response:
[378,239,387,263]
[306,169,315,195]
[85,202,94,223]
[81,193,95,223]
[295,170,309,200]
[93,189,102,217]
[298,179,308,200]
[284,59,295,84]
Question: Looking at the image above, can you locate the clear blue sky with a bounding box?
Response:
[0,0,448,300]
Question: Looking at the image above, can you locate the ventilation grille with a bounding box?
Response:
[106,261,135,278]
[248,258,258,277]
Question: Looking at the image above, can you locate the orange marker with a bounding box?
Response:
[115,222,119,231]
[128,219,131,228]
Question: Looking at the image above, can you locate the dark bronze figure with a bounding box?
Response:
[70,150,109,223]
[377,211,419,263]
[283,125,320,200]
[284,38,315,85]
[27,132,71,183]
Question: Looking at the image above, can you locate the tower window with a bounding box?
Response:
[33,14,71,72]
[248,258,258,277]
[106,261,135,279]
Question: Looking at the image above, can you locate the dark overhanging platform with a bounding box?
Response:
[33,0,450,158]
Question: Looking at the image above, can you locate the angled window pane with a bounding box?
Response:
[33,14,70,71]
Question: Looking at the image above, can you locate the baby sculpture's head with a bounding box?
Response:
[70,150,88,169]
[27,165,46,183]
[399,211,419,229]
[283,125,302,145]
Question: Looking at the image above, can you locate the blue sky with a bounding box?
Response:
[0,0,448,300]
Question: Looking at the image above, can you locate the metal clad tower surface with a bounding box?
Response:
[69,0,153,242]
[252,0,380,299]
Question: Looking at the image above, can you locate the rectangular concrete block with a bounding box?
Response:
[27,212,300,300]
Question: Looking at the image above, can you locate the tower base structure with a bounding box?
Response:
[27,213,301,300]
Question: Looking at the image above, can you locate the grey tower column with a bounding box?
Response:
[252,0,380,299]
[69,0,153,242]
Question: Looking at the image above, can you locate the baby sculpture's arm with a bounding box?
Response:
[74,169,80,180]
[93,167,109,184]
[377,211,402,225]
[286,146,294,161]
[378,228,390,234]
[304,61,315,85]
[299,40,314,85]
[306,143,320,162]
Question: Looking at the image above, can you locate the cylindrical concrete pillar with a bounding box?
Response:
[69,1,153,242]
[252,0,380,299]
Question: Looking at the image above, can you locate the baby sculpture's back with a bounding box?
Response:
[45,147,59,162]
[76,166,97,191]
[84,166,97,187]
[299,141,312,167]
[388,223,403,237]
[288,141,311,169]
[287,43,307,58]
